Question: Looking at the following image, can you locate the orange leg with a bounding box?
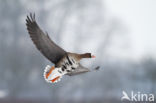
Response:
[46,66,55,79]
[51,76,60,83]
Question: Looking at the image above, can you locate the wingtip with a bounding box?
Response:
[26,12,36,22]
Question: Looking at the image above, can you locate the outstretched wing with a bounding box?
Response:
[26,13,66,64]
[66,64,90,76]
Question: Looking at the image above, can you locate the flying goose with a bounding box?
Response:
[26,13,99,83]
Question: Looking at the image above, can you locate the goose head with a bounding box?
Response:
[81,53,96,58]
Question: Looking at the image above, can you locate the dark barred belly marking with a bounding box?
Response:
[66,70,71,72]
[62,68,65,71]
[60,56,78,73]
[62,65,66,69]
[66,56,72,65]
[71,67,75,70]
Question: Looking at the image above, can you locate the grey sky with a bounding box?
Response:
[105,0,156,59]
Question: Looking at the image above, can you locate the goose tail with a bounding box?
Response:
[43,65,63,83]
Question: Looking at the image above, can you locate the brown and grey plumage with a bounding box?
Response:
[26,13,99,78]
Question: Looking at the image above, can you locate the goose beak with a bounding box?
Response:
[91,55,96,58]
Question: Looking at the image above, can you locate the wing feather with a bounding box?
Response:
[26,13,66,64]
[66,64,90,76]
